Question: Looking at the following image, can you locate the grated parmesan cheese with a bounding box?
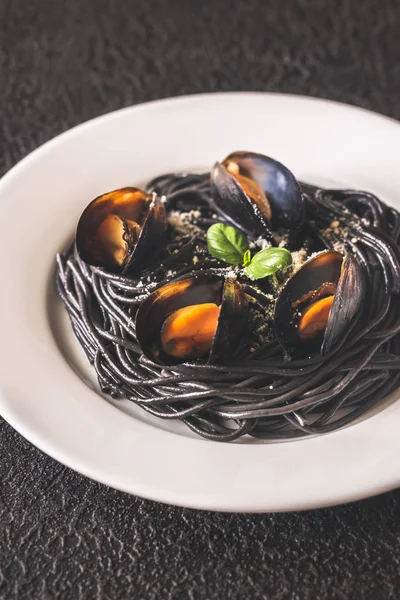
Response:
[249,235,273,250]
[291,249,307,272]
[167,210,203,236]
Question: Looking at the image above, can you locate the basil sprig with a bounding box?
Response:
[207,222,293,280]
[207,223,249,265]
[244,247,292,280]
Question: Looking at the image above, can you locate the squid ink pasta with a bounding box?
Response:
[56,151,400,442]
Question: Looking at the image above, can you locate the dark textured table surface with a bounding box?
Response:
[1,0,400,598]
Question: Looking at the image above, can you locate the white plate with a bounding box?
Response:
[1,92,400,512]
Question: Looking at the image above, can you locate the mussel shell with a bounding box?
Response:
[274,250,364,355]
[76,187,167,273]
[210,161,274,240]
[321,254,366,354]
[210,278,247,364]
[222,151,304,230]
[135,274,248,365]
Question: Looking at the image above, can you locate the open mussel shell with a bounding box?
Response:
[274,250,366,356]
[135,274,248,366]
[210,161,273,239]
[223,151,304,229]
[210,151,304,237]
[76,187,167,274]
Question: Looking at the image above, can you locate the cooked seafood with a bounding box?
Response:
[76,187,167,273]
[274,250,366,355]
[135,275,248,365]
[210,151,304,238]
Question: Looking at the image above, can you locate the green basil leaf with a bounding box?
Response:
[243,249,252,267]
[207,223,249,265]
[245,247,292,280]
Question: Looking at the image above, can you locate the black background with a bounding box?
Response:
[1,0,400,598]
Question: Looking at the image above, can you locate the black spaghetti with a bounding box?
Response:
[56,152,400,442]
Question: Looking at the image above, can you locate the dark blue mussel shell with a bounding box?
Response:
[210,151,304,239]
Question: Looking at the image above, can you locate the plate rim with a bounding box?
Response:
[1,91,400,512]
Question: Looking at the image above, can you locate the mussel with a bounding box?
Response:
[274,250,365,356]
[210,151,304,238]
[135,274,248,365]
[76,187,167,273]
